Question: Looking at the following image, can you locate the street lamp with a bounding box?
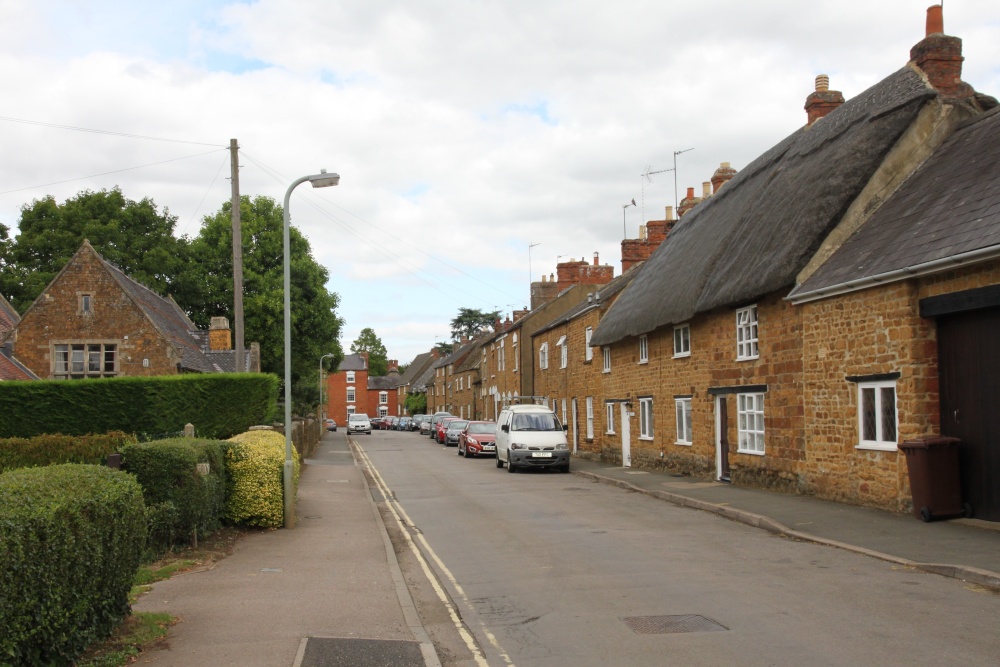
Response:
[283,169,340,529]
[622,198,636,239]
[316,352,337,438]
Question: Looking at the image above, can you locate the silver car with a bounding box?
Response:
[348,413,372,435]
[444,419,470,447]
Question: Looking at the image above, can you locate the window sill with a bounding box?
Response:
[856,442,899,452]
[638,360,648,365]
[602,369,611,374]
[673,352,690,359]
[674,441,692,447]
[737,448,765,456]
[639,436,655,442]
[736,356,759,362]
[605,431,616,436]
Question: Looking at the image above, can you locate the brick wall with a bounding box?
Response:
[326,367,370,423]
[13,247,180,378]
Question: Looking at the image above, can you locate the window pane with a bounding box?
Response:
[684,401,693,442]
[862,388,876,441]
[881,387,897,442]
[71,344,85,372]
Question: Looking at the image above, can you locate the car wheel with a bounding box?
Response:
[496,455,504,469]
[561,463,570,473]
[507,458,517,473]
[464,447,471,458]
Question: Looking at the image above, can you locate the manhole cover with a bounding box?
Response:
[621,614,728,634]
[301,637,424,666]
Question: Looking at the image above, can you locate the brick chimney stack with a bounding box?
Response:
[677,187,701,217]
[910,5,973,101]
[805,74,845,126]
[208,316,232,351]
[711,162,737,193]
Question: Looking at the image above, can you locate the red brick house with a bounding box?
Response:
[326,352,370,423]
[7,241,259,380]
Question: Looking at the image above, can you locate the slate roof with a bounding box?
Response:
[398,351,436,386]
[591,66,935,346]
[534,263,644,337]
[338,353,368,372]
[455,337,488,373]
[0,345,37,381]
[100,255,234,373]
[368,375,401,391]
[789,106,1000,302]
[410,363,437,393]
[0,293,18,341]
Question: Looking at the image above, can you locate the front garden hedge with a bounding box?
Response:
[121,438,228,557]
[226,429,300,528]
[0,431,135,473]
[0,464,146,666]
[0,372,278,439]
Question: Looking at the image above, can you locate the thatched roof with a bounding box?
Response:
[591,66,934,346]
[790,106,1000,302]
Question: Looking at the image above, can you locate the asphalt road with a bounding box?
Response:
[356,429,1000,667]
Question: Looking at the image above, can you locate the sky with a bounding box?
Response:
[2,1,998,366]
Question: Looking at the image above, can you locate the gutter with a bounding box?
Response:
[787,244,1000,305]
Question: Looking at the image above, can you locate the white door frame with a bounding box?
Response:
[620,403,631,468]
[571,398,579,454]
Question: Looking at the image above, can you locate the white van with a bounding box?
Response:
[495,404,570,473]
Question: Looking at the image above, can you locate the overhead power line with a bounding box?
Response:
[0,148,228,197]
[0,115,223,147]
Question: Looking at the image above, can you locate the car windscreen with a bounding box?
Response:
[467,423,495,434]
[448,421,469,430]
[349,415,368,421]
[511,412,562,431]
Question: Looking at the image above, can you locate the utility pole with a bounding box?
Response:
[230,139,245,371]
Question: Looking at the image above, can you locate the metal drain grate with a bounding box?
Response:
[622,614,728,635]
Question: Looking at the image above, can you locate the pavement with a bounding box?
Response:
[132,431,1000,666]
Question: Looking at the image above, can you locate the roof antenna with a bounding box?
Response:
[641,165,674,225]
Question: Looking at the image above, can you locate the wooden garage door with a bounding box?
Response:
[938,306,1000,521]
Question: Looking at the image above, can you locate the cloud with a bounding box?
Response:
[1,0,998,364]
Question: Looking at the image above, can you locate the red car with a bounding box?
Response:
[436,417,460,444]
[458,421,497,458]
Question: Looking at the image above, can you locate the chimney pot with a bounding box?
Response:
[686,187,694,198]
[815,74,830,92]
[666,206,675,221]
[805,75,845,125]
[702,181,712,198]
[926,4,943,36]
[593,252,599,266]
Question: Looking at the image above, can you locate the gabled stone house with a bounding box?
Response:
[587,6,998,514]
[395,350,439,416]
[7,241,259,380]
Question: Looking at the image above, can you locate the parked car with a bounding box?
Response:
[410,415,425,431]
[387,416,399,430]
[443,419,470,447]
[437,417,460,444]
[325,418,337,432]
[458,421,497,457]
[418,415,435,435]
[397,417,412,431]
[429,412,453,439]
[348,413,372,435]
[495,404,569,472]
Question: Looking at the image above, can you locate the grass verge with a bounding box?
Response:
[77,526,248,666]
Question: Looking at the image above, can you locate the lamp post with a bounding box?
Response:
[622,198,636,239]
[283,169,340,529]
[318,352,336,422]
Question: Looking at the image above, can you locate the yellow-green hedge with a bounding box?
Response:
[225,430,300,528]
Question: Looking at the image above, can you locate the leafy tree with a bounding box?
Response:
[434,341,454,355]
[351,328,388,377]
[405,391,427,415]
[0,188,187,311]
[450,307,501,341]
[176,196,343,413]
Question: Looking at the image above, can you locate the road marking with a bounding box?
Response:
[356,445,514,667]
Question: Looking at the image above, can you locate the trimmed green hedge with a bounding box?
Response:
[0,373,278,440]
[0,431,135,473]
[0,464,146,666]
[121,438,228,557]
[226,430,299,528]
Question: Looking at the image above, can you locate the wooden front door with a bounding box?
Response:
[938,307,1000,521]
